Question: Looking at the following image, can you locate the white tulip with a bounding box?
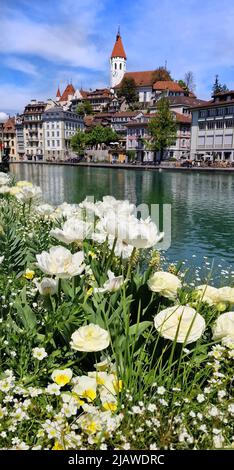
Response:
[70,323,110,352]
[55,202,82,219]
[50,217,92,244]
[36,246,85,278]
[15,185,42,203]
[154,305,206,344]
[35,277,58,295]
[212,312,234,346]
[0,186,10,194]
[148,271,182,300]
[0,172,10,186]
[94,270,126,293]
[196,285,220,305]
[35,204,55,216]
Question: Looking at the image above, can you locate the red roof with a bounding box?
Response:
[173,112,191,124]
[153,81,184,92]
[116,70,155,88]
[56,87,61,98]
[111,32,126,59]
[3,117,15,133]
[60,84,75,102]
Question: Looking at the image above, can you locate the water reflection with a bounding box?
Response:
[10,164,234,275]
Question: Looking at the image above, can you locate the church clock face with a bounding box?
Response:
[112,70,118,77]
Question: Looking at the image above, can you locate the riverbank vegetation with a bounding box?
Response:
[0,172,233,450]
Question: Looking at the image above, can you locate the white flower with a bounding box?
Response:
[55,202,82,219]
[197,394,205,403]
[98,213,163,249]
[157,386,166,395]
[70,323,110,352]
[148,271,182,300]
[51,369,73,386]
[217,287,234,304]
[212,312,234,345]
[15,185,42,203]
[0,256,4,265]
[0,185,10,194]
[35,204,54,216]
[46,384,61,396]
[36,246,85,278]
[50,217,92,244]
[35,277,58,296]
[32,347,47,360]
[73,376,97,401]
[16,180,33,188]
[0,172,10,186]
[154,305,206,344]
[94,270,126,293]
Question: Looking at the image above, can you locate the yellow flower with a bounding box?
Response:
[88,251,97,259]
[86,287,93,297]
[52,369,73,386]
[16,180,33,188]
[114,379,123,392]
[102,402,117,412]
[82,389,96,401]
[23,269,35,280]
[52,441,64,450]
[86,421,98,434]
[9,186,21,196]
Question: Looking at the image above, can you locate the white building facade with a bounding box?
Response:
[190,90,234,162]
[43,106,84,161]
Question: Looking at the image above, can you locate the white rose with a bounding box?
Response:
[148,271,182,300]
[36,246,85,278]
[94,270,126,293]
[154,305,206,344]
[70,323,110,352]
[212,312,234,345]
[35,277,58,295]
[50,217,92,244]
[195,285,220,305]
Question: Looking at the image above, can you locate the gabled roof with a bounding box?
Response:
[116,70,155,88]
[60,84,75,102]
[153,81,184,92]
[167,96,208,107]
[111,32,126,59]
[3,117,15,132]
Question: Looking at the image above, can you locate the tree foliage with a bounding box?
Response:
[212,75,228,95]
[147,98,177,163]
[71,126,119,154]
[76,100,93,116]
[117,77,138,105]
[151,67,172,84]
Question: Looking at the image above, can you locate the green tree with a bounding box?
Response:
[70,130,87,156]
[85,126,119,148]
[212,75,228,95]
[151,67,172,84]
[147,97,177,163]
[76,100,93,116]
[118,77,138,105]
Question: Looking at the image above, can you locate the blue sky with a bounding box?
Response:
[1,0,234,114]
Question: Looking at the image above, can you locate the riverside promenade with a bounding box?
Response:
[9,161,234,172]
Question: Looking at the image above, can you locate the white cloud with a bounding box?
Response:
[4,57,39,77]
[0,112,8,122]
[0,3,107,71]
[0,84,47,114]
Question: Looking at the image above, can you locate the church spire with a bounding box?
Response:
[111,28,126,59]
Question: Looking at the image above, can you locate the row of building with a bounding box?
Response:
[1,30,234,164]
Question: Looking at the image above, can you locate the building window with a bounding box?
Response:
[216,121,224,129]
[198,136,205,147]
[119,63,122,70]
[57,140,60,146]
[198,122,205,130]
[47,131,49,137]
[217,107,225,116]
[47,141,50,147]
[207,121,215,130]
[225,119,234,128]
[115,63,117,70]
[52,140,55,147]
[199,110,207,118]
[57,131,60,137]
[52,131,54,137]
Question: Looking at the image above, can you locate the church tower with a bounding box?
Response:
[110,28,127,88]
